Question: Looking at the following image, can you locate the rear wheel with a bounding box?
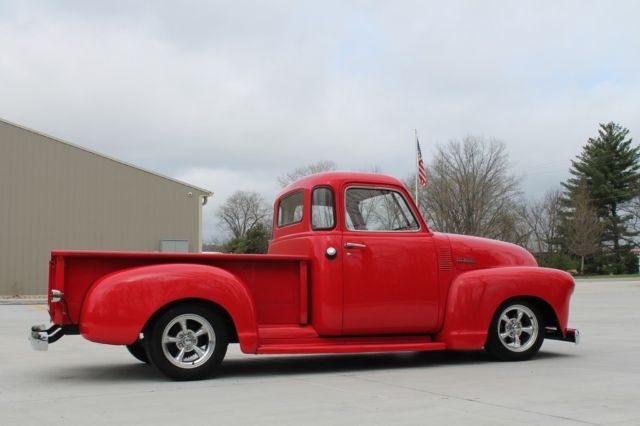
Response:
[485,300,544,361]
[126,340,149,363]
[145,304,228,381]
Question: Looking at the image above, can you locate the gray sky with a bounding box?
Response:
[1,1,639,240]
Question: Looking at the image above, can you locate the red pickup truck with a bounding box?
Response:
[30,172,578,380]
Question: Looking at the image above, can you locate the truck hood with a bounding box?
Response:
[438,232,537,271]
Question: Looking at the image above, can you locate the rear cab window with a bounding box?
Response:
[278,191,304,227]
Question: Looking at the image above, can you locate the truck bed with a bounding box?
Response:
[49,250,310,327]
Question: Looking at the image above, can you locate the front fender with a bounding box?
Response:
[80,263,259,353]
[435,267,574,349]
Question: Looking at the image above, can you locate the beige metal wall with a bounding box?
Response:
[0,119,210,295]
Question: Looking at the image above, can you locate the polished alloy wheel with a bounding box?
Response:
[496,304,539,353]
[161,313,216,369]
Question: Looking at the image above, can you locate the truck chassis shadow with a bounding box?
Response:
[218,350,571,379]
[40,350,574,383]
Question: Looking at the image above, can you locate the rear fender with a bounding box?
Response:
[435,267,574,349]
[80,263,259,353]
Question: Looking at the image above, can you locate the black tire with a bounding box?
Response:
[145,304,228,381]
[485,299,544,361]
[126,340,150,364]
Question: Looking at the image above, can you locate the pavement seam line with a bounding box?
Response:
[348,375,604,426]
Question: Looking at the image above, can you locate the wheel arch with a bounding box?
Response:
[80,263,258,353]
[435,267,574,350]
[142,298,239,344]
[514,295,560,331]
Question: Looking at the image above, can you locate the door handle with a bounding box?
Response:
[344,242,367,249]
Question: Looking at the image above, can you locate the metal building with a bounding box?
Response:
[0,118,212,296]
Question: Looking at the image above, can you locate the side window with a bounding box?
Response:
[345,188,419,231]
[278,191,304,227]
[312,187,335,230]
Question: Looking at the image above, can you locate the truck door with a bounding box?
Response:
[341,186,439,335]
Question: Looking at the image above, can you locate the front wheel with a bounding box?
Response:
[485,300,544,361]
[145,304,228,380]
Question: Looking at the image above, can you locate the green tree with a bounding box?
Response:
[224,223,271,254]
[562,122,640,273]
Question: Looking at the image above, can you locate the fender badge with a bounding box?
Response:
[456,257,477,264]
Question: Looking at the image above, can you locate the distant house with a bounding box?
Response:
[0,118,212,295]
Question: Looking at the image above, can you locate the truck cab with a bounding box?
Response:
[270,172,441,336]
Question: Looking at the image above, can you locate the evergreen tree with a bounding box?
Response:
[223,223,271,254]
[242,223,271,254]
[562,122,640,273]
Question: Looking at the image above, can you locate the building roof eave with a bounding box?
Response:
[0,117,213,197]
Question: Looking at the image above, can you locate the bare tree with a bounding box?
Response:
[416,136,522,241]
[519,189,564,254]
[217,191,271,239]
[277,160,337,188]
[564,183,604,274]
[360,165,383,174]
[620,196,640,242]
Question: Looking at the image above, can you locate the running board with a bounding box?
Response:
[256,338,446,355]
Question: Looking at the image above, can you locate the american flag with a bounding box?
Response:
[417,138,427,187]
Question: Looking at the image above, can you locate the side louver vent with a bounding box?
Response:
[438,247,453,271]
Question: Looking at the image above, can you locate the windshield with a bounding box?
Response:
[345,188,419,231]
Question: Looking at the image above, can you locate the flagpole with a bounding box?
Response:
[414,129,419,202]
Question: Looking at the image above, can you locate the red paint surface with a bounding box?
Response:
[46,172,577,356]
[435,267,574,349]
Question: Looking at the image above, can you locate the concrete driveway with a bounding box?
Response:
[2,279,639,425]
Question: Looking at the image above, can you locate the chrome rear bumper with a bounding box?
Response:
[29,324,64,351]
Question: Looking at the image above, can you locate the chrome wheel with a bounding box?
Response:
[486,299,545,361]
[147,304,229,380]
[496,304,539,353]
[161,313,216,369]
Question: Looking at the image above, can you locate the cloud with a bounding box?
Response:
[1,1,639,239]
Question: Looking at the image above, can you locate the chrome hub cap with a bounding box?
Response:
[161,314,216,369]
[176,330,198,351]
[497,304,538,352]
